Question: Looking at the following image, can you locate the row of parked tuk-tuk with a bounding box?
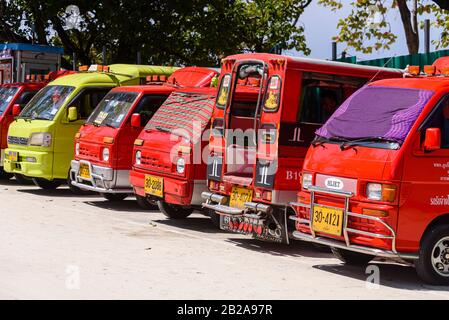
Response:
[2,53,449,285]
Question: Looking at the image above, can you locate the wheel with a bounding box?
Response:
[331,247,374,265]
[13,173,33,184]
[101,193,128,201]
[136,194,155,209]
[66,174,90,195]
[0,167,12,180]
[415,225,449,285]
[32,178,62,190]
[207,209,220,228]
[157,200,193,219]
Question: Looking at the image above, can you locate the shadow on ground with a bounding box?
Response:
[225,237,333,259]
[17,186,99,198]
[153,214,225,234]
[313,262,449,293]
[84,198,159,213]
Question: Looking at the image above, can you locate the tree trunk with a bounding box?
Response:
[396,0,419,54]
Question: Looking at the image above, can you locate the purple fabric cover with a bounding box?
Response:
[316,85,434,143]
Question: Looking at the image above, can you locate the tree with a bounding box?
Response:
[0,0,313,68]
[318,0,449,55]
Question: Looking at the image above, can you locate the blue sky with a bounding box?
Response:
[289,1,445,61]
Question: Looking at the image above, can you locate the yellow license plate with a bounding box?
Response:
[79,163,91,179]
[8,151,18,162]
[229,186,253,209]
[312,205,344,236]
[144,175,163,197]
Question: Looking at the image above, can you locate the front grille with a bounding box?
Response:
[141,155,172,172]
[7,136,28,146]
[79,146,98,159]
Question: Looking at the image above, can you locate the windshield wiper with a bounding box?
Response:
[147,125,172,133]
[340,137,400,151]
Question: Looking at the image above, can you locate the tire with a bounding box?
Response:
[136,194,155,209]
[101,193,128,201]
[13,173,33,184]
[66,174,90,195]
[207,209,220,228]
[415,225,449,285]
[157,200,193,219]
[32,178,62,190]
[0,167,12,180]
[331,247,374,265]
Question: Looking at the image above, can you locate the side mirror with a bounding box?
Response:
[131,113,142,128]
[67,106,78,122]
[423,127,441,151]
[12,104,21,117]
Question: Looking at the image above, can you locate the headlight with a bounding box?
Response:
[366,183,382,201]
[302,173,313,189]
[366,183,397,202]
[75,143,80,156]
[135,150,141,165]
[176,157,185,174]
[28,132,52,147]
[102,148,110,161]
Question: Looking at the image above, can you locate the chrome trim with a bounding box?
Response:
[70,160,133,194]
[289,184,399,256]
[292,231,418,260]
[244,201,272,214]
[202,203,243,215]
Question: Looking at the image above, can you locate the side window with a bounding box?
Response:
[16,91,38,106]
[134,94,168,125]
[421,94,449,148]
[71,88,111,119]
[299,86,343,124]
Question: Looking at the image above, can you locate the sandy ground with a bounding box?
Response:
[0,179,448,300]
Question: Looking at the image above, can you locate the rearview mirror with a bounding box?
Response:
[423,127,441,151]
[67,106,78,122]
[131,113,142,128]
[12,104,21,117]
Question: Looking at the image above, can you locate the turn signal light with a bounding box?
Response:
[442,66,449,77]
[134,139,144,146]
[362,208,389,217]
[408,65,420,76]
[382,184,397,202]
[424,65,436,76]
[75,132,81,139]
[103,136,114,144]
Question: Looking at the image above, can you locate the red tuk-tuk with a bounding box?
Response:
[70,67,218,205]
[291,58,449,284]
[201,53,403,243]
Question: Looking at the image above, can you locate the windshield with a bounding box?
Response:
[87,91,138,128]
[145,91,215,141]
[20,85,74,121]
[0,87,18,115]
[316,85,434,148]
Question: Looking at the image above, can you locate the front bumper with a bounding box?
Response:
[201,191,288,243]
[70,160,132,194]
[3,147,53,179]
[289,185,418,261]
[129,168,202,205]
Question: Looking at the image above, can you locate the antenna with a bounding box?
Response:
[367,55,395,84]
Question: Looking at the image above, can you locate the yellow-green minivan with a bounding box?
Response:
[4,64,177,190]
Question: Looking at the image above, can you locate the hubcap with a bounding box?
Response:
[431,236,449,277]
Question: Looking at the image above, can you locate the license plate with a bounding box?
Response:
[79,163,91,179]
[144,175,163,197]
[229,186,253,209]
[312,205,344,236]
[8,151,18,162]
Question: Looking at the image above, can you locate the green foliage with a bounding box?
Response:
[318,0,449,55]
[0,0,313,67]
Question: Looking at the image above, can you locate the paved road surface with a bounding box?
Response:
[0,179,448,299]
